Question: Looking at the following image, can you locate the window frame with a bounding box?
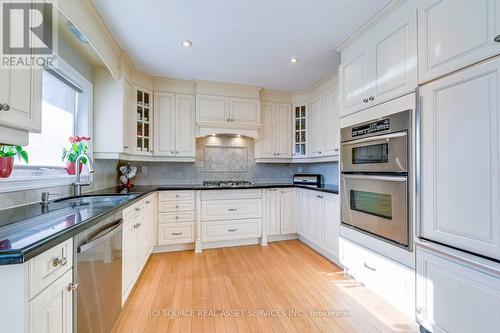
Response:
[0,57,94,193]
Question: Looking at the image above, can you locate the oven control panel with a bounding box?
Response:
[352,119,390,137]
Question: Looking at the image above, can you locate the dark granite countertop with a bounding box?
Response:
[0,183,338,265]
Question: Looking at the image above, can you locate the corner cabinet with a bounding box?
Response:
[133,87,153,155]
[154,92,196,159]
[292,104,308,158]
[417,0,500,83]
[339,0,417,117]
[255,103,292,160]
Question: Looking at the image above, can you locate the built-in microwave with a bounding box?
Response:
[340,109,411,249]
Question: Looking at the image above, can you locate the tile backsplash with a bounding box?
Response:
[131,136,339,185]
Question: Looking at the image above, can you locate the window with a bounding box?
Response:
[26,70,80,167]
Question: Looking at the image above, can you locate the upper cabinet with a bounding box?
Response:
[133,88,153,155]
[417,0,500,83]
[196,94,260,127]
[338,0,417,117]
[292,104,308,158]
[309,87,340,158]
[255,103,292,159]
[154,93,195,159]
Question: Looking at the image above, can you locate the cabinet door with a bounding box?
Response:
[370,0,417,104]
[122,78,134,153]
[418,0,500,83]
[307,192,323,246]
[196,94,230,123]
[122,218,137,298]
[322,89,339,156]
[258,103,276,158]
[144,196,156,254]
[292,104,308,157]
[420,57,500,260]
[280,188,296,234]
[136,211,149,271]
[416,246,500,333]
[309,97,323,156]
[322,194,340,257]
[275,103,292,158]
[29,269,73,333]
[339,41,370,117]
[266,189,281,236]
[175,94,196,157]
[154,92,175,156]
[230,97,260,125]
[297,189,309,236]
[0,65,41,132]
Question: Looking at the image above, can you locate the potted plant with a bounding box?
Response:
[0,145,29,178]
[62,136,91,175]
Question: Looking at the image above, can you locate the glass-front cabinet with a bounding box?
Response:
[134,87,153,154]
[293,104,307,157]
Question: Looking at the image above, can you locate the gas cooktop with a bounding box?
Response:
[202,181,253,188]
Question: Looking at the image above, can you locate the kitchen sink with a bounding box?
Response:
[55,194,138,206]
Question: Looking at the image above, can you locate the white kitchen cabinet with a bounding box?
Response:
[133,87,153,155]
[292,104,308,157]
[279,188,296,234]
[196,94,230,123]
[306,192,323,247]
[266,189,281,236]
[420,57,500,260]
[28,269,73,333]
[122,209,139,300]
[256,103,292,159]
[230,97,260,125]
[416,245,500,333]
[322,193,340,257]
[418,0,500,83]
[157,190,196,246]
[154,92,195,158]
[309,97,323,157]
[322,88,340,156]
[339,0,416,116]
[296,189,309,236]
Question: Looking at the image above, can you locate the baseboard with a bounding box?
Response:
[268,234,299,242]
[202,238,261,250]
[298,236,342,268]
[153,243,195,253]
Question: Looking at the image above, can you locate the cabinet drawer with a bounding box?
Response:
[202,199,262,221]
[339,238,414,318]
[29,238,73,299]
[202,190,262,201]
[158,201,195,212]
[158,211,196,224]
[123,201,144,220]
[159,191,194,202]
[202,219,261,242]
[158,223,194,245]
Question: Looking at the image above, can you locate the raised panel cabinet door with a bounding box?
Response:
[154,92,176,156]
[122,218,137,299]
[309,97,323,156]
[275,103,292,158]
[136,211,149,270]
[122,78,134,153]
[370,0,417,104]
[322,194,340,257]
[29,269,73,333]
[307,192,323,247]
[416,246,500,333]
[257,103,276,158]
[175,94,196,157]
[266,189,281,236]
[280,189,296,234]
[196,94,230,123]
[420,57,500,260]
[418,0,500,83]
[322,89,339,156]
[297,189,309,236]
[230,97,260,125]
[339,42,370,117]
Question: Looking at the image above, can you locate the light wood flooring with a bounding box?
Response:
[113,240,418,333]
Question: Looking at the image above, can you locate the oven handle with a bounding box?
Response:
[342,131,407,146]
[342,174,407,182]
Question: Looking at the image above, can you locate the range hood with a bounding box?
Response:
[196,124,259,139]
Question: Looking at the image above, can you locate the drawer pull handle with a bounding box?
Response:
[67,282,79,292]
[52,257,67,267]
[363,262,376,271]
[228,208,237,212]
[172,232,183,236]
[317,195,323,199]
[135,207,141,212]
[134,223,141,229]
[228,228,237,232]
[146,200,150,204]
[176,195,179,198]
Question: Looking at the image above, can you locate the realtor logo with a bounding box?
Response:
[1,0,58,68]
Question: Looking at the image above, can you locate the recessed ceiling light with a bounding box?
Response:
[290,57,299,64]
[181,40,193,48]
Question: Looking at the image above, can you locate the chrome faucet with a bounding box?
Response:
[73,153,95,196]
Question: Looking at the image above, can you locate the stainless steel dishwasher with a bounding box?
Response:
[74,212,123,333]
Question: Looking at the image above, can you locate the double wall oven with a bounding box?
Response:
[341,110,412,249]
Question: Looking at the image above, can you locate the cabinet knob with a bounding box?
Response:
[146,200,150,204]
[124,145,129,149]
[317,195,323,199]
[67,283,79,292]
[135,207,141,212]
[226,118,230,122]
[369,96,375,101]
[363,98,369,103]
[230,118,234,122]
[52,256,67,267]
[0,103,10,111]
[334,148,339,152]
[495,34,500,42]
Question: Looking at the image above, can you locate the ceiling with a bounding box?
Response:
[91,0,389,91]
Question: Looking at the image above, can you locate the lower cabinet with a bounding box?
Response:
[28,269,73,333]
[416,244,500,333]
[265,188,296,237]
[158,223,195,244]
[157,190,196,245]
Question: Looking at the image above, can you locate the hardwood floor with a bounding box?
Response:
[113,240,418,333]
